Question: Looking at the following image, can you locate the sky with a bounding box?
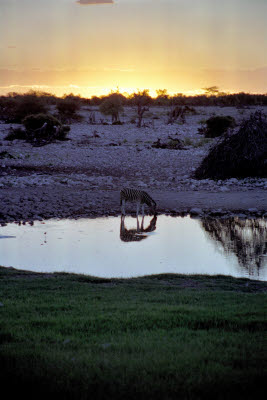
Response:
[0,0,267,97]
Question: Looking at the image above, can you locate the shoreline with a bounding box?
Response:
[1,265,266,289]
[0,187,266,224]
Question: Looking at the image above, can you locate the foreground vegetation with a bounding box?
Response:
[195,111,267,179]
[0,267,266,399]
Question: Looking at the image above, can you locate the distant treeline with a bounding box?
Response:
[1,89,267,109]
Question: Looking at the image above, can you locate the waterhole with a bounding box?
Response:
[0,215,266,280]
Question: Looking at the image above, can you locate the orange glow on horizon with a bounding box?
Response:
[1,1,266,97]
[0,83,255,99]
[0,84,218,99]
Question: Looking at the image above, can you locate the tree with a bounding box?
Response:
[7,93,48,122]
[203,86,220,96]
[129,90,152,128]
[56,97,80,119]
[155,89,169,106]
[99,93,124,123]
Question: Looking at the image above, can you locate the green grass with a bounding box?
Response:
[0,266,266,399]
[183,137,212,148]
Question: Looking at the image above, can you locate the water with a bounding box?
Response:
[0,215,266,281]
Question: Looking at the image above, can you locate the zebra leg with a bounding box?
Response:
[120,215,125,232]
[121,199,126,216]
[141,215,144,231]
[136,201,140,217]
[137,216,140,232]
[142,204,145,217]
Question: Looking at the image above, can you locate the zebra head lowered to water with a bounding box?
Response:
[120,188,157,217]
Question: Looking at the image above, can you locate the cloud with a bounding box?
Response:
[76,0,114,5]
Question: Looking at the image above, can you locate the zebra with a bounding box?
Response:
[120,188,157,217]
[120,214,157,242]
[120,218,148,242]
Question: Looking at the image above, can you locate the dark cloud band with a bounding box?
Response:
[76,0,114,5]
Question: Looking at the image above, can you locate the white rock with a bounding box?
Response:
[228,178,238,184]
[219,186,230,192]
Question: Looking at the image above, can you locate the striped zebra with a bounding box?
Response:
[120,188,157,217]
[120,215,157,242]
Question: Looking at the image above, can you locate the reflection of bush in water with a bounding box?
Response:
[201,218,267,275]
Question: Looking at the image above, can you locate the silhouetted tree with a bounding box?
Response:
[129,90,152,128]
[155,89,169,106]
[99,93,124,123]
[3,93,48,122]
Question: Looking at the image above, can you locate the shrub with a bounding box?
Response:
[128,90,152,128]
[112,120,124,125]
[99,94,124,123]
[4,127,27,141]
[193,138,212,148]
[152,137,185,150]
[4,94,48,122]
[200,115,236,138]
[167,138,185,149]
[183,137,193,146]
[0,96,17,121]
[23,113,60,131]
[5,113,71,144]
[56,98,80,119]
[194,111,267,179]
[0,151,15,159]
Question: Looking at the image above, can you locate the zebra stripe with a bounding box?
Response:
[120,188,157,216]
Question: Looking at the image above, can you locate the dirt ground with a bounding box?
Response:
[0,106,266,222]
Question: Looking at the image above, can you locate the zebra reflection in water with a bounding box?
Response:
[120,188,157,242]
[120,215,157,243]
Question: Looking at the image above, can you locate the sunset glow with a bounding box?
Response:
[1,0,267,97]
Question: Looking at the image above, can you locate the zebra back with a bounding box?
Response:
[120,188,156,208]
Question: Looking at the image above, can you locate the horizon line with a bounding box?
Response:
[1,88,267,99]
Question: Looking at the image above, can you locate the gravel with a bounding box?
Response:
[0,105,266,222]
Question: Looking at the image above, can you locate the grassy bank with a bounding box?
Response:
[0,266,266,399]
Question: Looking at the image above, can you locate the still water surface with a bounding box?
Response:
[0,215,266,281]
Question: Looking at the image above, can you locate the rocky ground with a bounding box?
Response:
[0,105,266,223]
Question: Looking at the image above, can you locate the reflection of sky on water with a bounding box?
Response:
[0,216,266,281]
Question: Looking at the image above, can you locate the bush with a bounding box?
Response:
[56,98,80,118]
[3,94,48,123]
[152,137,185,150]
[4,114,70,145]
[0,151,15,159]
[4,127,27,141]
[194,111,267,180]
[200,115,236,138]
[23,113,59,130]
[99,94,124,123]
[0,96,16,121]
[23,114,70,142]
